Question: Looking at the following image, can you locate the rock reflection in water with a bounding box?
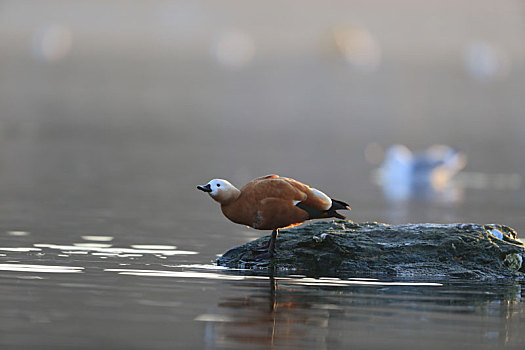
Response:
[197,275,439,348]
[199,274,524,349]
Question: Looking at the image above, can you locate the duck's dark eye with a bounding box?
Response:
[217,184,221,187]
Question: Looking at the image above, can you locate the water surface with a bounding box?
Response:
[1,1,525,347]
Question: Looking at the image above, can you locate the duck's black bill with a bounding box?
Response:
[197,184,212,193]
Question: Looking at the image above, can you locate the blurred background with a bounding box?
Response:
[1,1,525,349]
[0,0,524,244]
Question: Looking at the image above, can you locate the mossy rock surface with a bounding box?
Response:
[216,221,525,279]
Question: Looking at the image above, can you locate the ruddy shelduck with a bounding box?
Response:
[197,174,350,258]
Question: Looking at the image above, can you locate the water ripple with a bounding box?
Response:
[105,267,443,287]
[33,243,198,256]
[105,268,266,280]
[0,263,84,273]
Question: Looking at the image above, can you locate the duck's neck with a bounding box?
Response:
[215,188,241,206]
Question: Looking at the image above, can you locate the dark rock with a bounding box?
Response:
[216,221,525,279]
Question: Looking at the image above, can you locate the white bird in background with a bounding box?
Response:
[380,144,467,201]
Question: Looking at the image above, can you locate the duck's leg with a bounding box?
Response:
[267,229,278,256]
[255,229,278,259]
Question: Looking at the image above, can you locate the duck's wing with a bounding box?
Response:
[281,177,332,210]
[282,177,351,220]
[241,175,307,202]
[241,175,350,222]
[231,175,307,229]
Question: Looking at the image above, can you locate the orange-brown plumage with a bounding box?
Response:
[197,174,350,257]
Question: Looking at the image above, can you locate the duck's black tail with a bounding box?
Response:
[296,198,351,220]
[325,199,351,220]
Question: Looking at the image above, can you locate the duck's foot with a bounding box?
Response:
[254,250,274,260]
[253,229,278,260]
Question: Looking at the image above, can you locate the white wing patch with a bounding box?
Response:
[311,188,332,210]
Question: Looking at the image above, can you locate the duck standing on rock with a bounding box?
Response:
[197,174,351,258]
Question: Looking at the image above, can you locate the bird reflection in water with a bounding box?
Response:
[203,273,330,348]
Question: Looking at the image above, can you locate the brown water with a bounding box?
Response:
[1,0,525,348]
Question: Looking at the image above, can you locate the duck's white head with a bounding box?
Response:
[197,179,241,205]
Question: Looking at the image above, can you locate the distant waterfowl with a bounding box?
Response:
[379,144,467,201]
[197,175,351,258]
